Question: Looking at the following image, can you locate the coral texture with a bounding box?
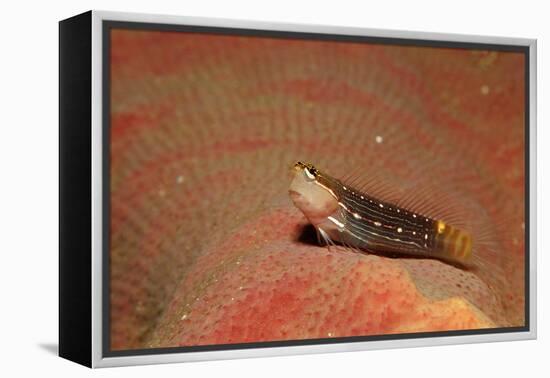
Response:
[109,30,525,349]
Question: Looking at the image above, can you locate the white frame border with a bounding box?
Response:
[90,10,537,368]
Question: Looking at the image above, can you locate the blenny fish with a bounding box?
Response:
[289,161,474,266]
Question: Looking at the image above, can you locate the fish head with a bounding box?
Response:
[289,162,339,226]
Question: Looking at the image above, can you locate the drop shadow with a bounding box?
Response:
[296,224,319,246]
[38,343,58,356]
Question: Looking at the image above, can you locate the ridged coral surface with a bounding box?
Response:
[109,29,525,350]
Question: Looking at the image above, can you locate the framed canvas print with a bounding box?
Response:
[59,10,537,368]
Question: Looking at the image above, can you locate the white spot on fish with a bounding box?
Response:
[353,213,362,220]
[413,214,417,218]
[375,135,384,144]
[176,175,185,184]
[397,227,403,233]
[480,84,490,95]
[379,203,384,208]
[327,332,333,337]
[181,314,187,320]
[338,202,349,211]
[328,216,345,229]
[374,221,382,227]
[425,234,428,240]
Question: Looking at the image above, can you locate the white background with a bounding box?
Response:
[0,0,547,376]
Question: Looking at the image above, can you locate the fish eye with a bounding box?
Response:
[304,167,317,181]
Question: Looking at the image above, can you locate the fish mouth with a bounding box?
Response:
[288,189,301,198]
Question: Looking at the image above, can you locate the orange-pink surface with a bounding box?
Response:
[109,29,525,350]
